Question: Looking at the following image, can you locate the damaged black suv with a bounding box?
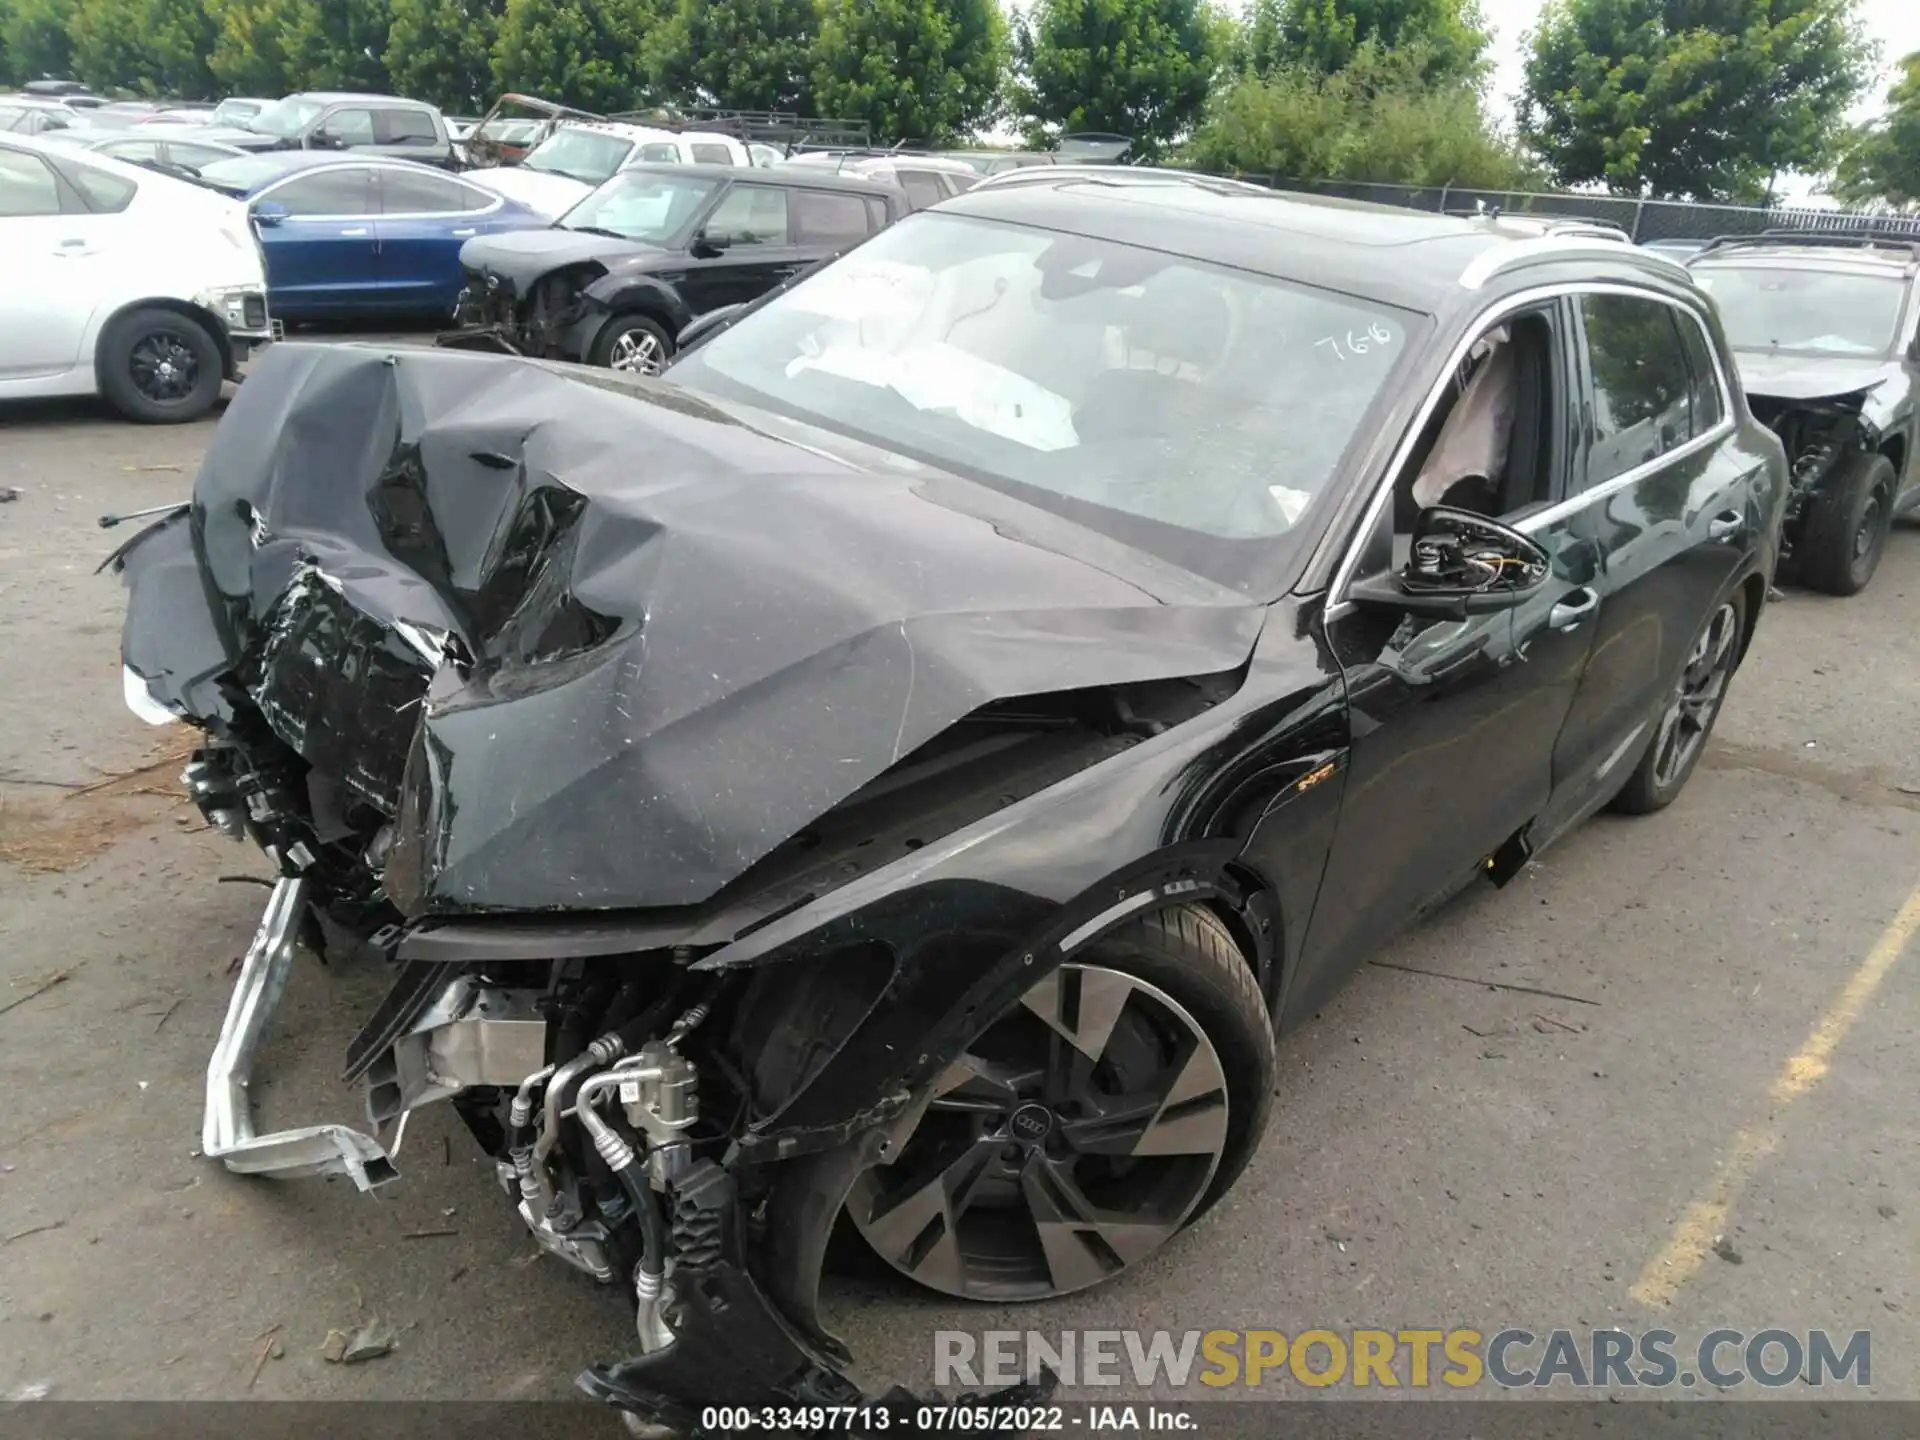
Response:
[117,176,1786,1433]
[444,162,908,375]
[1690,232,1920,595]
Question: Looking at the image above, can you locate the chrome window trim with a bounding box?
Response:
[1323,280,1735,622]
[253,163,504,222]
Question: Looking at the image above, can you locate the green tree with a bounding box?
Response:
[2,0,76,81]
[1520,0,1874,201]
[646,0,815,112]
[1187,38,1534,187]
[1235,0,1286,78]
[208,0,393,95]
[1835,51,1920,208]
[69,0,216,97]
[1013,0,1228,159]
[811,0,1007,142]
[1278,0,1488,83]
[387,0,503,112]
[492,0,657,111]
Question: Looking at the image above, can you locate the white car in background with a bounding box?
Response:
[465,121,750,220]
[0,133,273,422]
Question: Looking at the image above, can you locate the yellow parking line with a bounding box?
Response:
[1629,873,1920,1309]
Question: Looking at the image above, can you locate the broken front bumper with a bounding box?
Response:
[202,875,398,1190]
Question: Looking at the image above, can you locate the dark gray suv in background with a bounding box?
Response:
[1691,232,1920,595]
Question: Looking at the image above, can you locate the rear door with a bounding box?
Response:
[254,165,381,316]
[1548,289,1763,810]
[0,145,97,379]
[374,167,502,316]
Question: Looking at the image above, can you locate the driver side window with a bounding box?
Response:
[1351,304,1568,582]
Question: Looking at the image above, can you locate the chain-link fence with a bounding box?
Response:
[1212,175,1920,245]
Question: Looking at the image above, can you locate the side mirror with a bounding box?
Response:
[1347,506,1551,621]
[307,129,347,150]
[690,228,731,257]
[250,200,289,228]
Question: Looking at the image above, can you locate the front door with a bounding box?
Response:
[1288,299,1603,1017]
[254,165,380,316]
[679,182,804,315]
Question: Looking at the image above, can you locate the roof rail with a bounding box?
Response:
[1458,234,1691,291]
[1694,229,1920,261]
[972,164,1270,196]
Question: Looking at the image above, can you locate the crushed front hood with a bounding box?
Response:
[144,343,1263,915]
[458,228,654,292]
[1731,351,1897,403]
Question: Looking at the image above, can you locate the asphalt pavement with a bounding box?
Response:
[2,378,1917,1413]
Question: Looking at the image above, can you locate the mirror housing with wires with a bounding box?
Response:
[1347,505,1551,621]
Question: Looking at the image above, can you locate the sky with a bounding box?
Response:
[1480,0,1920,127]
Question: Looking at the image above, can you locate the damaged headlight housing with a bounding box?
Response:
[122,664,182,726]
[195,284,271,335]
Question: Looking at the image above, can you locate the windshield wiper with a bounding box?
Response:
[563,225,630,240]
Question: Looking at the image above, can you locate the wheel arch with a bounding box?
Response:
[92,298,232,390]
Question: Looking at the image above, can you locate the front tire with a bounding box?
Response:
[847,904,1274,1302]
[591,314,673,375]
[1610,587,1746,815]
[1798,452,1895,596]
[98,307,224,423]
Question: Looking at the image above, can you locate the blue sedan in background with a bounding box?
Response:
[196,152,547,320]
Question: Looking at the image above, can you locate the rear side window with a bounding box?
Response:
[66,157,136,212]
[380,167,483,213]
[1676,312,1726,433]
[101,140,162,164]
[637,143,680,163]
[0,148,64,215]
[941,172,978,195]
[1578,294,1696,489]
[269,167,377,216]
[792,188,872,246]
[864,196,891,231]
[690,143,733,165]
[895,170,945,210]
[378,108,439,144]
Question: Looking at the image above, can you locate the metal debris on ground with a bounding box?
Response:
[0,487,20,504]
[248,1324,284,1389]
[3,1219,66,1246]
[0,969,77,1021]
[1711,1234,1743,1265]
[320,1318,395,1364]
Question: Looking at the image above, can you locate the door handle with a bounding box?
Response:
[339,227,370,237]
[1548,588,1599,632]
[451,227,476,237]
[1709,510,1744,542]
[52,239,94,256]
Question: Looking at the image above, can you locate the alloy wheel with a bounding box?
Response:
[129,332,200,405]
[607,329,666,375]
[1649,600,1740,792]
[847,962,1230,1301]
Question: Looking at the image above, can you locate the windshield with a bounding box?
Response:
[1695,266,1907,356]
[559,170,718,243]
[248,97,324,138]
[523,128,632,183]
[671,213,1417,591]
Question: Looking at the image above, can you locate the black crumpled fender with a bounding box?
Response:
[575,271,695,354]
